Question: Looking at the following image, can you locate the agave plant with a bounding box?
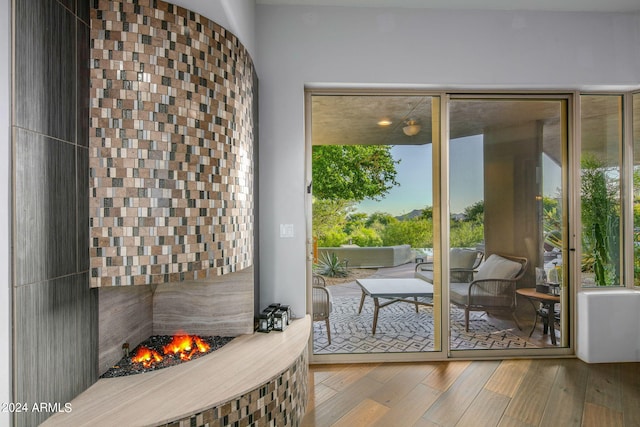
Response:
[315,252,348,277]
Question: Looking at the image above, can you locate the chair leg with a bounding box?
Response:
[325,318,331,345]
[465,309,470,332]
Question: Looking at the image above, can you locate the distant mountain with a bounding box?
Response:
[395,209,424,221]
[395,209,467,221]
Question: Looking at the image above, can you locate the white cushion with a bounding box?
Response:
[475,254,522,281]
[450,248,480,269]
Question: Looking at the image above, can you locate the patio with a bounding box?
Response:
[313,263,558,354]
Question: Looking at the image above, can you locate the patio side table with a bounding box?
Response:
[516,287,560,345]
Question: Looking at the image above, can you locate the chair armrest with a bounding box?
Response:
[450,267,477,273]
[415,261,434,272]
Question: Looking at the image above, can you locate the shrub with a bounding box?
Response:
[348,228,383,247]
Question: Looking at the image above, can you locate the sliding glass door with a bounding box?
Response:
[448,96,571,352]
[307,91,579,362]
[308,93,442,357]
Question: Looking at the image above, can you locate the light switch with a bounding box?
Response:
[280,224,294,238]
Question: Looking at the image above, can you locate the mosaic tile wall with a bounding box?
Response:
[159,351,308,427]
[90,0,256,287]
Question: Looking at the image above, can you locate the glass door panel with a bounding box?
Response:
[448,97,570,351]
[632,93,640,287]
[580,95,623,287]
[309,93,441,356]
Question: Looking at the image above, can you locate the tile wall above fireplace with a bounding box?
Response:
[90,0,257,287]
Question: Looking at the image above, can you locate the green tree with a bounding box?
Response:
[450,221,484,248]
[634,168,640,227]
[381,218,433,248]
[312,145,400,201]
[581,154,620,285]
[542,197,562,250]
[463,200,484,223]
[312,199,353,242]
[365,212,396,228]
[344,212,369,234]
[420,206,433,221]
[318,229,348,247]
[348,228,383,247]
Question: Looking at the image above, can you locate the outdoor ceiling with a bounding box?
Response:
[311,94,638,166]
[256,0,640,13]
[311,95,434,147]
[310,95,564,151]
[311,95,563,145]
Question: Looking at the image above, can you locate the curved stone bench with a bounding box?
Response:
[42,316,311,427]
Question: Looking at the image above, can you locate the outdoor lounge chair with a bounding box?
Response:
[312,274,333,344]
[450,253,528,332]
[415,248,484,283]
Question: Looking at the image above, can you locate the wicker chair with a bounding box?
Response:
[449,254,528,332]
[312,275,333,344]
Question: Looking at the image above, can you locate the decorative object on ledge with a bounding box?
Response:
[89,0,257,287]
[257,311,273,333]
[258,303,291,332]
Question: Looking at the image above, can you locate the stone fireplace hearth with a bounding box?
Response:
[44,317,310,427]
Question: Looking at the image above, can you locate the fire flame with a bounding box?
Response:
[194,336,210,353]
[131,346,163,368]
[163,334,211,361]
[131,334,211,368]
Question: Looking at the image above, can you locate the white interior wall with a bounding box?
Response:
[1,0,10,423]
[255,5,640,317]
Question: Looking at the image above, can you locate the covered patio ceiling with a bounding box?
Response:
[311,93,639,165]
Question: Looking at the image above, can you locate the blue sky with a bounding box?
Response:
[356,134,562,217]
[356,135,484,216]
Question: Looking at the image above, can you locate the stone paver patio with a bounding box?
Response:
[313,263,549,354]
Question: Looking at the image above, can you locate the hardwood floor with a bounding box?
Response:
[302,359,640,427]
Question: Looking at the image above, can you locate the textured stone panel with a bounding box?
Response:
[12,2,95,426]
[77,146,91,271]
[15,0,76,143]
[77,18,91,147]
[14,129,78,286]
[90,0,256,287]
[152,266,254,337]
[98,285,153,374]
[14,274,98,427]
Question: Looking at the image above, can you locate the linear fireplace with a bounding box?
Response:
[98,267,254,375]
[101,333,233,377]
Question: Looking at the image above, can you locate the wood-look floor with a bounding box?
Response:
[302,359,640,427]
